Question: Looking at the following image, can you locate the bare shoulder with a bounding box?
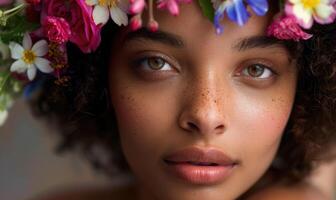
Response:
[246,183,329,200]
[28,184,136,200]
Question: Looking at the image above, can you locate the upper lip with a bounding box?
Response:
[163,146,238,166]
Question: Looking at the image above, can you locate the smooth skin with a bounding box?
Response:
[108,2,297,200]
[31,2,335,200]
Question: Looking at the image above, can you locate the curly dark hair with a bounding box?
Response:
[29,15,336,196]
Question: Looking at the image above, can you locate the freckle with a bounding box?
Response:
[126,96,134,101]
[272,98,275,102]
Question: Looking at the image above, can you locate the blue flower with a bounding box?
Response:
[246,0,268,16]
[213,0,269,34]
[226,0,249,26]
[214,2,227,34]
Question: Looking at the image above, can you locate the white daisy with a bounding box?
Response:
[86,0,129,26]
[9,33,53,81]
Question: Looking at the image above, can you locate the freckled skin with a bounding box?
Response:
[108,2,297,200]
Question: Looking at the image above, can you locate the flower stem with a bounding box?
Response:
[0,4,26,26]
[0,71,10,95]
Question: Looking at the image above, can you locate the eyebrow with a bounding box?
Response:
[123,28,184,48]
[123,29,297,59]
[233,35,291,52]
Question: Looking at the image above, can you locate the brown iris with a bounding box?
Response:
[147,57,166,70]
[247,64,265,77]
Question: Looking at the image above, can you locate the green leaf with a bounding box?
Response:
[0,14,39,44]
[198,0,215,21]
[0,70,10,94]
[0,71,22,111]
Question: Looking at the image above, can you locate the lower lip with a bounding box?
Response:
[163,161,236,185]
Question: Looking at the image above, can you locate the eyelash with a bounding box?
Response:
[239,63,276,79]
[137,57,174,71]
[132,56,276,80]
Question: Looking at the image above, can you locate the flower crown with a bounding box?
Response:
[0,0,335,126]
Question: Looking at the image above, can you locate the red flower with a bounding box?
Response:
[41,0,101,53]
[25,0,41,5]
[43,16,71,44]
[267,14,312,42]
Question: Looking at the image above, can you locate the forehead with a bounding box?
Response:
[149,2,274,47]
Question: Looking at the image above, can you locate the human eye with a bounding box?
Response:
[130,52,179,81]
[241,63,275,79]
[233,60,279,88]
[137,57,173,71]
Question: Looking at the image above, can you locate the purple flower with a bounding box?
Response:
[226,0,249,26]
[213,0,269,34]
[246,0,268,16]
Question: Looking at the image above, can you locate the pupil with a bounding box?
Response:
[148,58,164,70]
[248,65,264,77]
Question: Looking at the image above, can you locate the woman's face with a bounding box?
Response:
[108,2,297,200]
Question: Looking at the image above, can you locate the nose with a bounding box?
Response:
[178,78,226,137]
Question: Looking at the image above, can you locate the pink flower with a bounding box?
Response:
[43,16,71,44]
[25,0,41,5]
[267,15,312,42]
[148,19,159,32]
[129,0,146,14]
[157,0,192,16]
[0,0,12,6]
[41,0,101,53]
[130,15,142,31]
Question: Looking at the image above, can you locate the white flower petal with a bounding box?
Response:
[34,57,53,73]
[23,33,32,50]
[315,4,334,19]
[10,59,27,73]
[27,66,37,81]
[8,42,24,59]
[289,0,301,3]
[293,4,313,28]
[320,0,329,4]
[93,5,110,25]
[32,40,48,56]
[0,110,8,127]
[86,0,98,5]
[110,6,128,26]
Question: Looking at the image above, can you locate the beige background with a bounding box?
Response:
[0,99,128,200]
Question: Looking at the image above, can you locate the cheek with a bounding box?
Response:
[222,85,296,190]
[229,86,295,166]
[236,95,292,143]
[109,84,175,167]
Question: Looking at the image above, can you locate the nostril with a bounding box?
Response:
[216,124,225,130]
[187,122,199,131]
[214,124,225,134]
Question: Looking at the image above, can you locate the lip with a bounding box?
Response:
[162,146,239,185]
